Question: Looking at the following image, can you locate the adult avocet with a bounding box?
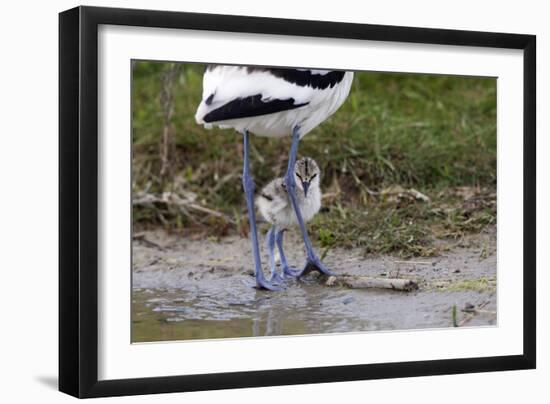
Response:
[195,65,354,290]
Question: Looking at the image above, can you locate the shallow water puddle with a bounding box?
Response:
[131,231,497,343]
[132,285,374,342]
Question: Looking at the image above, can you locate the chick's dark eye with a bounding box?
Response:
[295,173,303,180]
[310,173,317,180]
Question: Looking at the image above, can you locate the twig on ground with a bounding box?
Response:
[393,260,431,265]
[325,275,418,291]
[133,233,166,250]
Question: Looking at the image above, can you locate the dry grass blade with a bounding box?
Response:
[133,190,235,224]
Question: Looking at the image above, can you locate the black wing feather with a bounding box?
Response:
[203,94,308,123]
[247,68,345,90]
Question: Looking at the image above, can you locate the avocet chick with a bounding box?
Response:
[256,157,321,282]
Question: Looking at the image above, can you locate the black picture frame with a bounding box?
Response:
[59,5,536,398]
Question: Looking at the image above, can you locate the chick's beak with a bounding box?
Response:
[302,180,310,198]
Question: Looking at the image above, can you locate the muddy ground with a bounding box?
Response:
[132,227,496,342]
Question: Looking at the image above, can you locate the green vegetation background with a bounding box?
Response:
[132,61,496,257]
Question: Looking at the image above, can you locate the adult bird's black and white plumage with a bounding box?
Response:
[195,65,354,290]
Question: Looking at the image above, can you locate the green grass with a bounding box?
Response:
[132,61,496,257]
[431,276,497,293]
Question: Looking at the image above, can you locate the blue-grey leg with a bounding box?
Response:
[266,226,284,283]
[284,126,335,277]
[242,131,279,291]
[275,229,301,278]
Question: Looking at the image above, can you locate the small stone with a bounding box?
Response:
[325,276,338,286]
[343,296,355,305]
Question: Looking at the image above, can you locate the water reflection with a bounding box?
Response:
[131,285,369,342]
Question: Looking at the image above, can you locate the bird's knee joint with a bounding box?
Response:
[242,175,256,192]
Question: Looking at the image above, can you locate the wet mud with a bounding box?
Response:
[132,229,496,342]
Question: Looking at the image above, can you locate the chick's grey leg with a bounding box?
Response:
[275,229,300,277]
[266,226,284,284]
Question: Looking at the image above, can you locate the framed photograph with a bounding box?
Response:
[59,5,536,398]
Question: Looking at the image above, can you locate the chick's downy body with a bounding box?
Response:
[256,157,321,229]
